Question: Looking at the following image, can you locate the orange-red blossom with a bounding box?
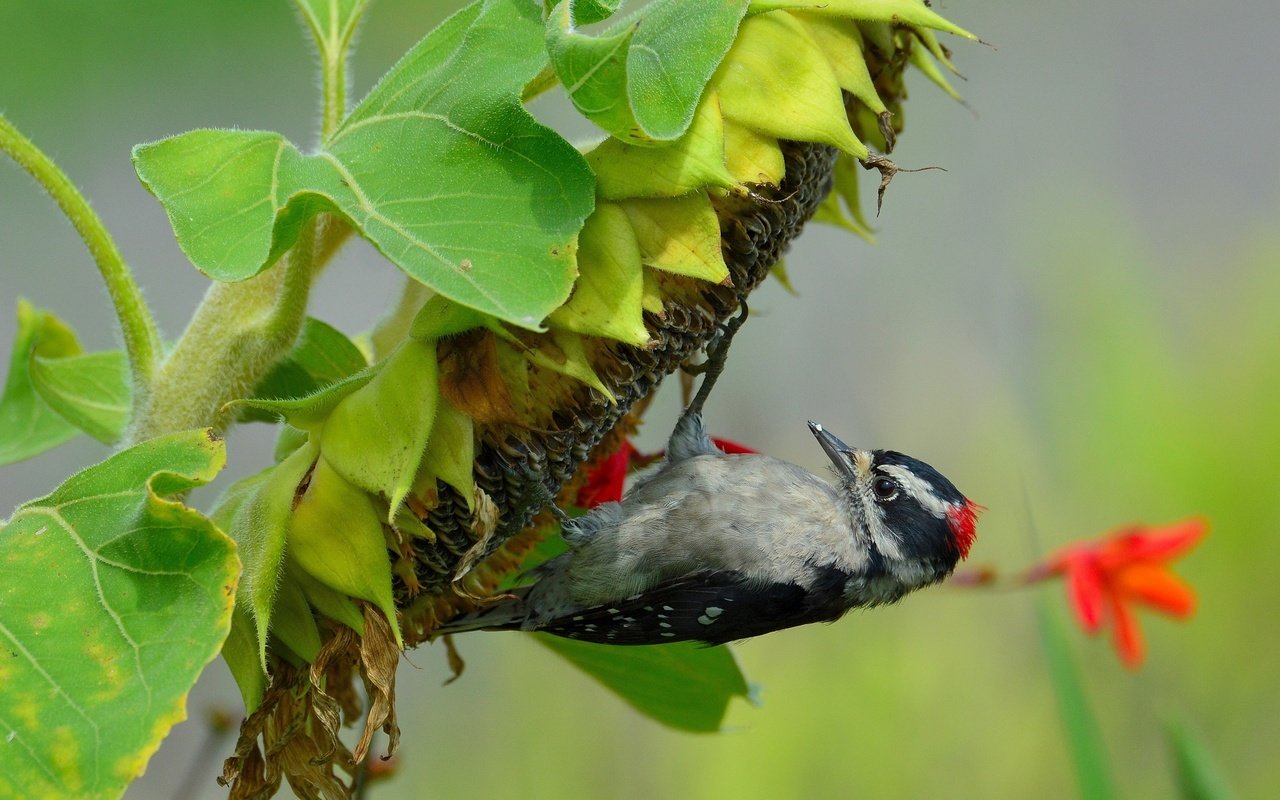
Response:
[1026,519,1207,669]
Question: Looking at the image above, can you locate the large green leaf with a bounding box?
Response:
[0,300,83,464]
[133,0,594,330]
[0,430,235,799]
[547,0,749,142]
[536,635,751,733]
[30,350,132,444]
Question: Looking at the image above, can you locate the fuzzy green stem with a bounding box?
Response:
[320,43,347,140]
[292,0,368,141]
[130,220,321,441]
[0,113,162,389]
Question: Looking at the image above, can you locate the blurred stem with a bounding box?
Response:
[1036,598,1117,800]
[369,277,431,361]
[130,219,321,442]
[0,113,162,392]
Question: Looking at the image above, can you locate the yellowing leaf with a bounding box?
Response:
[0,430,234,798]
[586,91,737,199]
[748,0,980,44]
[548,203,650,345]
[713,11,867,159]
[795,13,887,115]
[722,120,785,186]
[621,194,730,283]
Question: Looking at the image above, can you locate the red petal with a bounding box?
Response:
[576,441,635,508]
[1106,518,1207,565]
[711,436,758,454]
[1109,592,1146,669]
[1064,556,1108,634]
[1117,565,1197,618]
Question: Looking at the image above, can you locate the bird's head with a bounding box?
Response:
[808,421,981,590]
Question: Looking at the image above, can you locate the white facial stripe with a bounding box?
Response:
[879,464,949,518]
[858,484,904,561]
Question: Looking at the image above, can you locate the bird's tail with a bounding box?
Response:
[432,588,530,636]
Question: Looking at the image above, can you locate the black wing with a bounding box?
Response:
[536,567,851,646]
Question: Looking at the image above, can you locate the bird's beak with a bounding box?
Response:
[808,421,858,479]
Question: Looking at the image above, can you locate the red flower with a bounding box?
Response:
[710,437,757,455]
[576,439,639,508]
[1028,519,1207,669]
[576,436,758,509]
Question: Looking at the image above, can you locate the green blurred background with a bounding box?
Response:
[2,1,1277,798]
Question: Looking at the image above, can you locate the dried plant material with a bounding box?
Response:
[441,634,466,685]
[352,605,401,764]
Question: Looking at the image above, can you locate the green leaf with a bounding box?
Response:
[548,0,749,142]
[536,635,751,732]
[30,350,132,443]
[0,429,235,799]
[242,317,367,424]
[133,0,594,330]
[1166,716,1239,800]
[0,300,83,464]
[566,0,621,25]
[1036,595,1116,800]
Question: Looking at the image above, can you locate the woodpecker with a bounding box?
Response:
[437,412,980,645]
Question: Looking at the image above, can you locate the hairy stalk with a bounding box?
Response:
[291,0,366,141]
[130,220,321,442]
[320,39,348,141]
[0,113,162,393]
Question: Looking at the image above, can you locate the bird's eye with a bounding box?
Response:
[872,476,898,501]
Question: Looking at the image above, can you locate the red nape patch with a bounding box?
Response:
[945,500,983,560]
